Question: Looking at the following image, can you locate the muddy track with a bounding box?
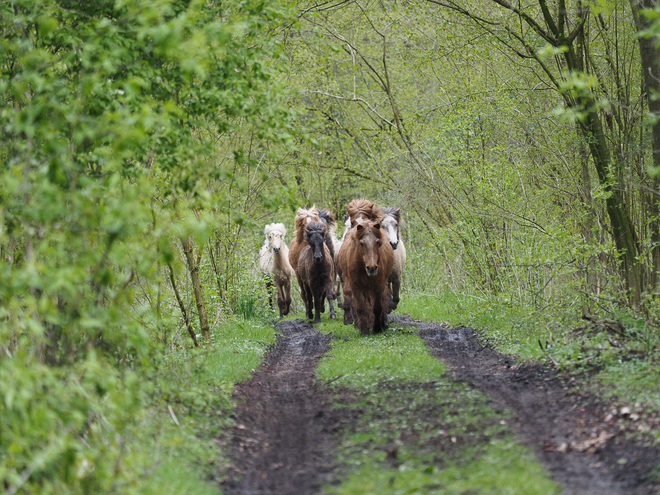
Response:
[220,320,342,495]
[390,315,660,495]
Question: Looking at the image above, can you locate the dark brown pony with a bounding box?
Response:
[289,206,320,274]
[337,218,393,335]
[297,222,336,323]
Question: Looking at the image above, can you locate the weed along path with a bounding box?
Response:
[220,319,343,495]
[392,315,660,495]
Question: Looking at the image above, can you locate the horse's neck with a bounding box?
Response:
[272,247,290,270]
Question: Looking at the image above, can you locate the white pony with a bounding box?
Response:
[381,207,406,312]
[259,223,293,318]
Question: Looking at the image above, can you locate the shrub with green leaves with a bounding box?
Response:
[0,0,293,491]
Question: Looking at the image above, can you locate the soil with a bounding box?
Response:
[220,320,345,495]
[221,316,660,495]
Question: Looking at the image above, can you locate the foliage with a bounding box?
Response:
[0,0,293,491]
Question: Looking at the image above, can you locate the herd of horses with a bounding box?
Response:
[258,199,406,335]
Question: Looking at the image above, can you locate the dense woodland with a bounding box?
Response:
[2,0,660,492]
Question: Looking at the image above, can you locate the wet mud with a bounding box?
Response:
[220,320,343,495]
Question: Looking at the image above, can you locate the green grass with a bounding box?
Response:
[316,319,446,389]
[597,359,660,409]
[329,440,560,495]
[397,291,548,360]
[135,318,277,494]
[317,318,560,494]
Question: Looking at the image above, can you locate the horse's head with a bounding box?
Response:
[264,223,287,254]
[356,220,384,277]
[304,221,327,264]
[381,207,402,250]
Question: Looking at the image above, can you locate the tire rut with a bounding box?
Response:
[220,319,340,495]
[390,315,660,495]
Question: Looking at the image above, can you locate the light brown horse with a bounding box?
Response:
[337,199,384,324]
[288,206,320,274]
[337,218,394,335]
[297,222,336,323]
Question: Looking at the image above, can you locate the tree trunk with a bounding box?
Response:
[630,0,660,289]
[167,262,199,347]
[581,108,643,304]
[181,237,210,341]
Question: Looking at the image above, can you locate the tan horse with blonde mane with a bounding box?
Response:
[259,223,293,318]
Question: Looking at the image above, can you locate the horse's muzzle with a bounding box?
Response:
[314,256,323,264]
[366,266,378,277]
[273,247,281,254]
[390,241,398,250]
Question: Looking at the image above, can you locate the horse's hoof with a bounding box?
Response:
[330,313,336,319]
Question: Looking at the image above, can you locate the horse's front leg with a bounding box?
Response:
[276,282,286,318]
[390,273,401,311]
[352,291,370,336]
[283,278,292,316]
[313,290,323,323]
[372,288,388,334]
[265,275,274,309]
[342,281,354,325]
[333,272,342,306]
[325,280,336,320]
[300,279,313,321]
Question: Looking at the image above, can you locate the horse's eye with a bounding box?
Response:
[377,241,382,247]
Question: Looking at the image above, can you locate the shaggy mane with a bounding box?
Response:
[318,209,337,235]
[264,223,286,237]
[304,221,327,237]
[346,199,384,225]
[294,206,320,242]
[381,207,402,224]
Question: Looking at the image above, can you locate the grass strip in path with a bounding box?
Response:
[316,319,560,495]
[221,319,344,495]
[393,314,660,495]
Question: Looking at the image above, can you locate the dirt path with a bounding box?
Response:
[390,315,660,495]
[220,320,343,495]
[221,316,660,494]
